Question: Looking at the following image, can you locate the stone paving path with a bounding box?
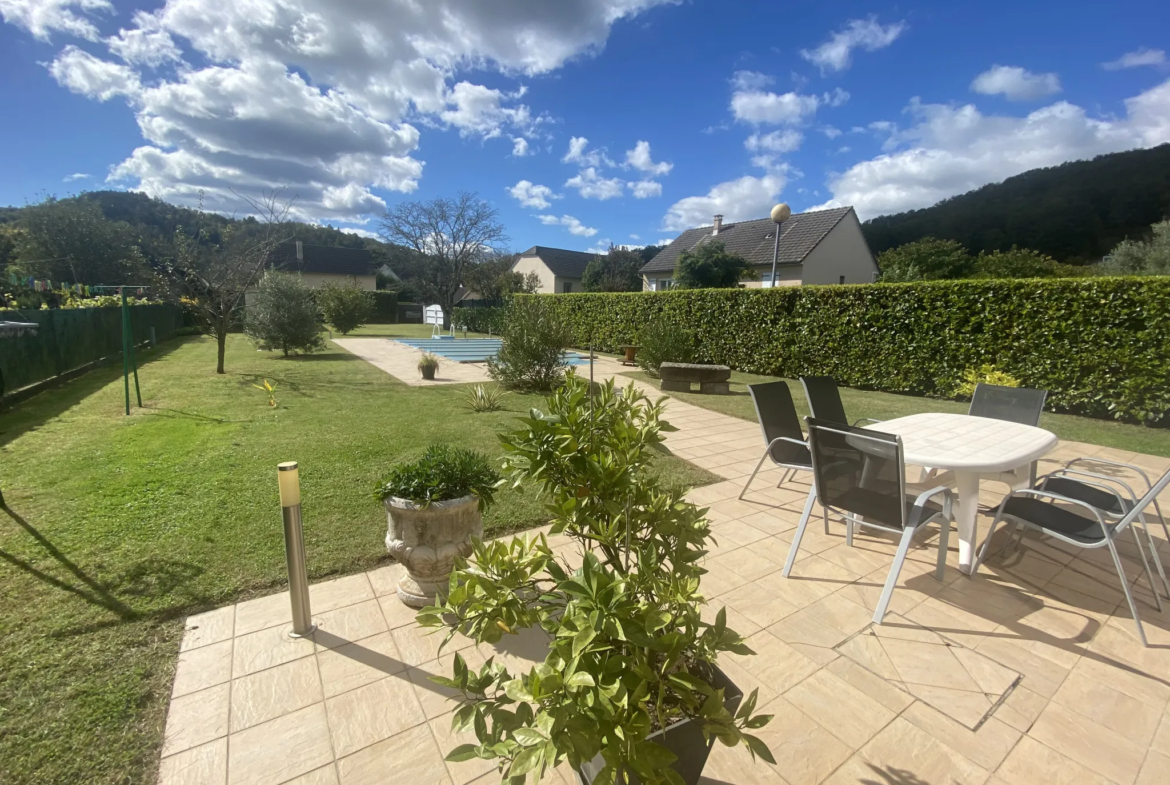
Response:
[160,358,1170,785]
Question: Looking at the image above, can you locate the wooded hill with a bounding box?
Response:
[861,144,1170,263]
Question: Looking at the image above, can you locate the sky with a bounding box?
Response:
[1,1,1168,254]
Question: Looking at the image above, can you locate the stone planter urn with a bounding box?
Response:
[384,494,482,608]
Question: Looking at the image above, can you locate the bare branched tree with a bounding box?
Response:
[378,192,508,327]
[168,189,296,374]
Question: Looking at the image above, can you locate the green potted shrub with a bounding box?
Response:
[376,445,500,608]
[419,352,441,380]
[420,374,774,784]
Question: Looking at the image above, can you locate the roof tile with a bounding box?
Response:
[519,246,596,279]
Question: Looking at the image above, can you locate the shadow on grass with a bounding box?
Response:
[0,337,190,449]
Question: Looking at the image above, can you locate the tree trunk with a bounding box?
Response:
[216,322,227,374]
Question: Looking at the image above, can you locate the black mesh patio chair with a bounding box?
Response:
[968,383,1048,426]
[739,381,813,501]
[800,376,881,427]
[783,417,955,624]
[973,467,1170,647]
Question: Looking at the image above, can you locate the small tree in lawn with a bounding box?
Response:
[245,271,325,356]
[582,245,644,292]
[674,241,755,289]
[318,280,374,334]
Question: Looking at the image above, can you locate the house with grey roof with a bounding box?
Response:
[511,246,596,294]
[640,206,877,290]
[271,241,377,290]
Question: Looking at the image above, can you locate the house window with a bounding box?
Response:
[839,275,845,285]
[562,281,573,293]
[760,272,773,289]
[658,278,674,290]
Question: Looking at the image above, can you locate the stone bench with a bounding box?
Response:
[659,362,732,394]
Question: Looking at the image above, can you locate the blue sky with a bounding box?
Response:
[2,0,1168,253]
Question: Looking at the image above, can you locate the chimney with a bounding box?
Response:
[295,240,303,260]
[712,215,723,236]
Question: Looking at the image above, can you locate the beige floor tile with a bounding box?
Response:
[233,592,291,637]
[816,540,899,578]
[231,657,323,732]
[1028,701,1148,785]
[974,636,1072,699]
[325,675,427,757]
[391,622,474,667]
[783,668,896,748]
[317,631,407,698]
[1050,668,1164,747]
[751,696,853,785]
[231,623,317,678]
[336,723,452,785]
[706,546,782,583]
[377,591,424,631]
[227,703,335,785]
[719,579,800,629]
[310,573,375,613]
[725,630,820,697]
[700,560,754,599]
[700,601,762,637]
[366,563,403,598]
[1153,715,1170,756]
[846,717,988,785]
[407,647,488,720]
[823,656,914,714]
[902,701,1021,771]
[698,740,789,785]
[710,518,771,546]
[737,509,800,537]
[158,738,227,785]
[429,711,497,784]
[995,735,1113,785]
[994,685,1048,733]
[281,767,338,785]
[1136,750,1170,785]
[162,683,230,757]
[181,606,235,652]
[172,639,233,698]
[313,600,389,649]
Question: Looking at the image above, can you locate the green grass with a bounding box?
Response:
[0,335,716,785]
[622,369,1170,458]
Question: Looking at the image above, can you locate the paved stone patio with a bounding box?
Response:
[161,365,1170,785]
[332,338,492,386]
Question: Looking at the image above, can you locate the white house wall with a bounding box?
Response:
[511,255,557,294]
[799,215,879,285]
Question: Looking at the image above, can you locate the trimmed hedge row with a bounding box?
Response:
[519,277,1170,424]
[369,291,399,323]
[454,306,505,334]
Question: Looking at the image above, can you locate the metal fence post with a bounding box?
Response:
[278,461,315,637]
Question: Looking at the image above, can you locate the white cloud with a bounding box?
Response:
[7,0,672,222]
[538,214,597,237]
[565,167,624,199]
[586,238,612,253]
[971,65,1061,101]
[63,172,91,181]
[824,79,1170,219]
[625,140,671,175]
[508,180,559,209]
[511,136,530,156]
[821,125,842,138]
[1103,48,1167,71]
[628,180,662,198]
[48,45,141,101]
[106,11,181,67]
[801,17,906,74]
[730,70,774,92]
[661,174,788,231]
[731,89,820,125]
[657,238,673,245]
[0,0,112,41]
[629,233,640,240]
[745,129,803,153]
[562,136,614,167]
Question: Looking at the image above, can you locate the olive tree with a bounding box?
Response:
[245,271,325,356]
[318,280,374,334]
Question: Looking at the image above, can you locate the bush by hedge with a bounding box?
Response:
[519,277,1170,425]
[369,291,399,323]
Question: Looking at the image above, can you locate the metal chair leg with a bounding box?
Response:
[1140,514,1170,599]
[935,515,951,582]
[1130,525,1163,612]
[846,518,854,547]
[1107,538,1148,647]
[739,447,771,500]
[972,515,1005,577]
[998,521,1023,557]
[873,527,917,624]
[783,486,817,577]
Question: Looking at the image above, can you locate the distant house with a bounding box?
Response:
[271,241,377,290]
[511,246,596,294]
[640,207,877,290]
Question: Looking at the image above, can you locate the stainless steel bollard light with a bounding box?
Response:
[278,461,315,637]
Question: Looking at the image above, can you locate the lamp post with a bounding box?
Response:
[769,203,791,288]
[278,461,315,637]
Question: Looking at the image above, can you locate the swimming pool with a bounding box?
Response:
[394,338,589,365]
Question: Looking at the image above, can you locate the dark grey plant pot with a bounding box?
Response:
[420,366,436,380]
[576,665,743,785]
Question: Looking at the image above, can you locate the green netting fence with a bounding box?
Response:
[0,304,184,396]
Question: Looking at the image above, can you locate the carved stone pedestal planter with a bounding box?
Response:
[384,494,482,608]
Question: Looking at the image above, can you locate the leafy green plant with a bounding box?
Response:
[244,271,325,357]
[487,299,571,391]
[420,374,774,784]
[673,241,756,289]
[418,352,442,373]
[318,280,374,334]
[637,319,694,378]
[1104,219,1170,276]
[955,364,1021,399]
[465,384,506,413]
[877,238,974,282]
[375,444,501,510]
[252,378,278,407]
[455,306,506,334]
[582,246,645,292]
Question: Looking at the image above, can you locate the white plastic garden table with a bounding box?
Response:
[866,412,1058,574]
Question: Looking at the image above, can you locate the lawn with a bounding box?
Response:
[0,332,715,785]
[620,369,1170,458]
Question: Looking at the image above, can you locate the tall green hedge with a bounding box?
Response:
[520,277,1170,424]
[453,306,505,334]
[369,291,399,323]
